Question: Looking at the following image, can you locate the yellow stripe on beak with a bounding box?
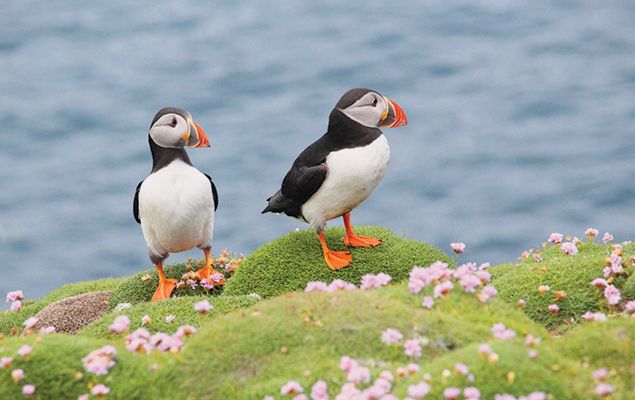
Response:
[181,132,190,141]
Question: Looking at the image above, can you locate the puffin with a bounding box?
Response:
[262,88,408,269]
[133,107,223,302]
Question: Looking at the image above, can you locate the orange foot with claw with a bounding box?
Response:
[196,248,225,286]
[343,233,382,248]
[151,262,178,302]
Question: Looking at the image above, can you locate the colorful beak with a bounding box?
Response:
[187,120,211,148]
[380,97,408,128]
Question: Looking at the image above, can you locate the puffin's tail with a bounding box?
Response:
[262,190,302,218]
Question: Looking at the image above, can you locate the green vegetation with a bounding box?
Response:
[223,226,452,298]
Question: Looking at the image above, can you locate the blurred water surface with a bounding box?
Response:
[1,0,634,301]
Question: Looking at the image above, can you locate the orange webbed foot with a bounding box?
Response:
[343,233,382,248]
[323,249,353,270]
[151,278,178,302]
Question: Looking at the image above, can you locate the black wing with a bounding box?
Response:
[133,181,143,224]
[203,173,219,211]
[281,163,328,205]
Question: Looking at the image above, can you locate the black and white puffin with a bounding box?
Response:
[262,88,408,269]
[133,107,223,302]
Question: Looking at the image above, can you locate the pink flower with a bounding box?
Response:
[406,362,420,375]
[280,381,303,396]
[525,334,541,347]
[460,274,481,293]
[454,363,469,375]
[450,242,466,254]
[78,395,90,400]
[523,393,546,400]
[625,301,635,313]
[494,396,516,400]
[602,232,614,243]
[560,242,577,255]
[548,233,563,245]
[581,311,607,321]
[305,281,328,292]
[165,315,175,323]
[517,298,526,307]
[6,290,24,303]
[339,356,358,373]
[434,281,454,298]
[11,368,24,382]
[476,270,491,283]
[408,381,430,398]
[175,325,197,338]
[141,315,152,325]
[478,285,498,303]
[310,380,328,400]
[528,349,538,358]
[585,228,599,239]
[591,278,607,288]
[595,383,614,397]
[39,326,55,335]
[109,315,130,333]
[1,357,13,369]
[23,317,38,330]
[381,328,403,345]
[91,383,110,397]
[464,387,481,399]
[17,345,32,357]
[347,365,371,384]
[194,300,212,313]
[592,368,608,382]
[22,384,35,396]
[10,300,22,312]
[422,296,434,309]
[492,323,516,340]
[538,285,550,294]
[82,345,116,375]
[404,339,422,357]
[604,285,621,305]
[547,304,559,315]
[360,273,392,290]
[478,343,493,356]
[443,387,461,399]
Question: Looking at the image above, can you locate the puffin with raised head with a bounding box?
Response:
[262,88,408,269]
[133,107,224,302]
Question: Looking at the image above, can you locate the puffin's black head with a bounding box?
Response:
[334,88,408,129]
[148,107,210,149]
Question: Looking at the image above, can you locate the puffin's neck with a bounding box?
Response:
[326,109,382,146]
[149,136,193,172]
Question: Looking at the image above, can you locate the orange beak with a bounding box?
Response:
[188,120,211,148]
[380,97,408,128]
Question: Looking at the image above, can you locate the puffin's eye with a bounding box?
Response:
[169,117,177,127]
[372,98,378,107]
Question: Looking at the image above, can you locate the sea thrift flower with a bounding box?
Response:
[585,228,599,239]
[464,387,481,399]
[524,393,546,400]
[305,281,328,292]
[548,233,563,245]
[39,326,55,335]
[22,384,35,395]
[175,325,197,338]
[82,345,116,375]
[141,315,152,325]
[404,339,422,357]
[1,357,13,369]
[78,395,90,400]
[547,304,559,315]
[360,273,392,290]
[595,383,614,397]
[11,369,24,382]
[381,328,403,345]
[528,349,538,358]
[347,365,371,384]
[23,317,38,330]
[581,311,607,321]
[538,285,550,294]
[517,298,526,307]
[91,384,110,397]
[109,315,130,333]
[17,345,32,357]
[625,301,635,313]
[604,285,621,305]
[454,363,469,375]
[6,290,24,303]
[602,232,614,244]
[494,396,516,400]
[450,242,465,254]
[280,381,303,395]
[492,323,515,340]
[478,285,498,303]
[460,274,481,293]
[408,381,430,399]
[434,281,454,298]
[339,356,358,373]
[525,334,541,347]
[311,380,328,400]
[591,278,607,288]
[10,300,22,312]
[560,242,577,255]
[443,387,461,399]
[194,300,212,313]
[406,363,420,375]
[422,296,434,309]
[592,368,608,382]
[165,315,175,323]
[478,343,493,356]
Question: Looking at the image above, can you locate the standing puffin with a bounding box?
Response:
[262,88,408,269]
[133,107,223,302]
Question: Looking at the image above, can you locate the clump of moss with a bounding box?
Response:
[491,242,635,329]
[223,226,452,298]
[622,273,635,300]
[82,295,259,338]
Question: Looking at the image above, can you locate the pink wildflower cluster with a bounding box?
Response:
[585,228,599,241]
[581,311,607,321]
[305,279,357,292]
[360,273,392,290]
[491,323,516,340]
[5,290,24,313]
[82,345,116,375]
[560,242,578,256]
[109,315,131,334]
[194,300,213,313]
[408,261,496,305]
[124,325,196,354]
[381,328,403,345]
[494,392,546,400]
[450,242,466,254]
[592,368,614,397]
[547,233,563,245]
[625,301,635,318]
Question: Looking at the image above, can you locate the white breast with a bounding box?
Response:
[139,160,214,259]
[301,135,390,228]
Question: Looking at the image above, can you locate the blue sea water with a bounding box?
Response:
[1,0,634,304]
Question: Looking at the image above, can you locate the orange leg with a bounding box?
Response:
[151,262,177,302]
[317,231,352,270]
[195,248,225,286]
[342,212,382,247]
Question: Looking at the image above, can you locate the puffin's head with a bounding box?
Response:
[149,107,210,149]
[335,88,408,129]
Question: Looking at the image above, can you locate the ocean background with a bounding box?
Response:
[1,0,634,304]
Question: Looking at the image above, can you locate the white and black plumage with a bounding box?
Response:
[133,107,224,302]
[262,88,408,269]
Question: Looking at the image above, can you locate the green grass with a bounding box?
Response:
[0,277,126,335]
[81,295,259,338]
[623,273,635,300]
[223,226,452,298]
[491,242,635,329]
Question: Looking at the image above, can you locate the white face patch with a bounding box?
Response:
[338,92,388,128]
[149,113,190,148]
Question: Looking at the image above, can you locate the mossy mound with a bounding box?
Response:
[491,242,635,329]
[623,273,635,300]
[223,226,452,298]
[0,278,125,335]
[169,284,546,399]
[81,295,259,338]
[107,261,229,310]
[555,318,635,398]
[34,291,111,334]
